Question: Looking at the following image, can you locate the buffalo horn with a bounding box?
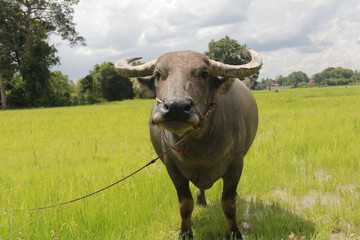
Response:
[209,49,263,78]
[114,57,157,77]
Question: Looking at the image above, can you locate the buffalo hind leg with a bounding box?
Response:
[196,189,207,206]
[221,161,243,239]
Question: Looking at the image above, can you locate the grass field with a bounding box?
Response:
[1,86,359,240]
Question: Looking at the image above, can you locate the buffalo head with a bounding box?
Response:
[115,50,262,136]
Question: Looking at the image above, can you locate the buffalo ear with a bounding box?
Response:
[214,76,235,94]
[135,76,156,98]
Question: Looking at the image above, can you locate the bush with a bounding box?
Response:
[297,82,317,88]
[324,78,352,86]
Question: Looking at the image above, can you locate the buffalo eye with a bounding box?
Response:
[154,71,161,81]
[200,71,209,79]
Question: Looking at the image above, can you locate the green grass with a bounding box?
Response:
[1,86,359,240]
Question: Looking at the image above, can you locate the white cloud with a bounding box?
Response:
[75,48,92,56]
[241,0,343,51]
[52,0,360,81]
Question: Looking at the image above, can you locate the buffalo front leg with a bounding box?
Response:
[179,196,194,239]
[221,161,243,239]
[167,165,194,239]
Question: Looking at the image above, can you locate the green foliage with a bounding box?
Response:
[3,73,28,107]
[47,0,86,47]
[0,0,23,109]
[313,67,354,86]
[272,73,301,87]
[275,75,289,86]
[353,71,360,83]
[204,36,251,65]
[323,78,353,86]
[46,71,74,106]
[4,71,76,107]
[93,62,134,101]
[268,67,357,88]
[204,36,259,89]
[297,82,316,88]
[78,74,104,104]
[0,0,21,76]
[0,0,84,108]
[20,36,59,106]
[78,62,134,104]
[288,71,309,84]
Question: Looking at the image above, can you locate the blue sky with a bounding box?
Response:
[51,0,360,81]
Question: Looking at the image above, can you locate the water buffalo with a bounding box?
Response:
[115,49,262,239]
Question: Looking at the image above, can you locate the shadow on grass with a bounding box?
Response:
[192,198,315,240]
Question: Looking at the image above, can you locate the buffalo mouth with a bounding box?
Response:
[152,112,200,135]
[151,98,200,135]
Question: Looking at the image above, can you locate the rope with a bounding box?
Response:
[1,133,190,211]
[1,98,217,211]
[2,158,156,211]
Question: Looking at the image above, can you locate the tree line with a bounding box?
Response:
[3,62,134,108]
[259,67,360,90]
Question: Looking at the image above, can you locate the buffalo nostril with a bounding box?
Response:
[184,104,192,112]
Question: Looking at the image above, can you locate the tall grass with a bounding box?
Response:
[1,86,359,239]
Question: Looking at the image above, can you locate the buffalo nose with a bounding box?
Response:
[162,98,194,121]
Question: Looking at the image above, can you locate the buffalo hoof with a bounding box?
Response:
[179,231,193,240]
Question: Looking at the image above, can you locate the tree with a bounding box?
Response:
[275,75,289,86]
[0,0,22,109]
[93,62,134,101]
[204,36,251,65]
[78,62,134,104]
[0,73,7,109]
[46,71,74,106]
[263,78,274,90]
[20,36,59,106]
[313,67,354,86]
[78,74,103,104]
[353,71,360,83]
[4,73,28,108]
[288,71,309,88]
[0,0,85,107]
[204,36,260,89]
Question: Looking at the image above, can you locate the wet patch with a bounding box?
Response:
[299,191,342,209]
[271,187,343,210]
[314,169,331,182]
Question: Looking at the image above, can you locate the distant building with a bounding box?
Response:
[271,83,281,87]
[309,77,315,84]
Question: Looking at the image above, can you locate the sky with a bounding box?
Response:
[51,0,360,82]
